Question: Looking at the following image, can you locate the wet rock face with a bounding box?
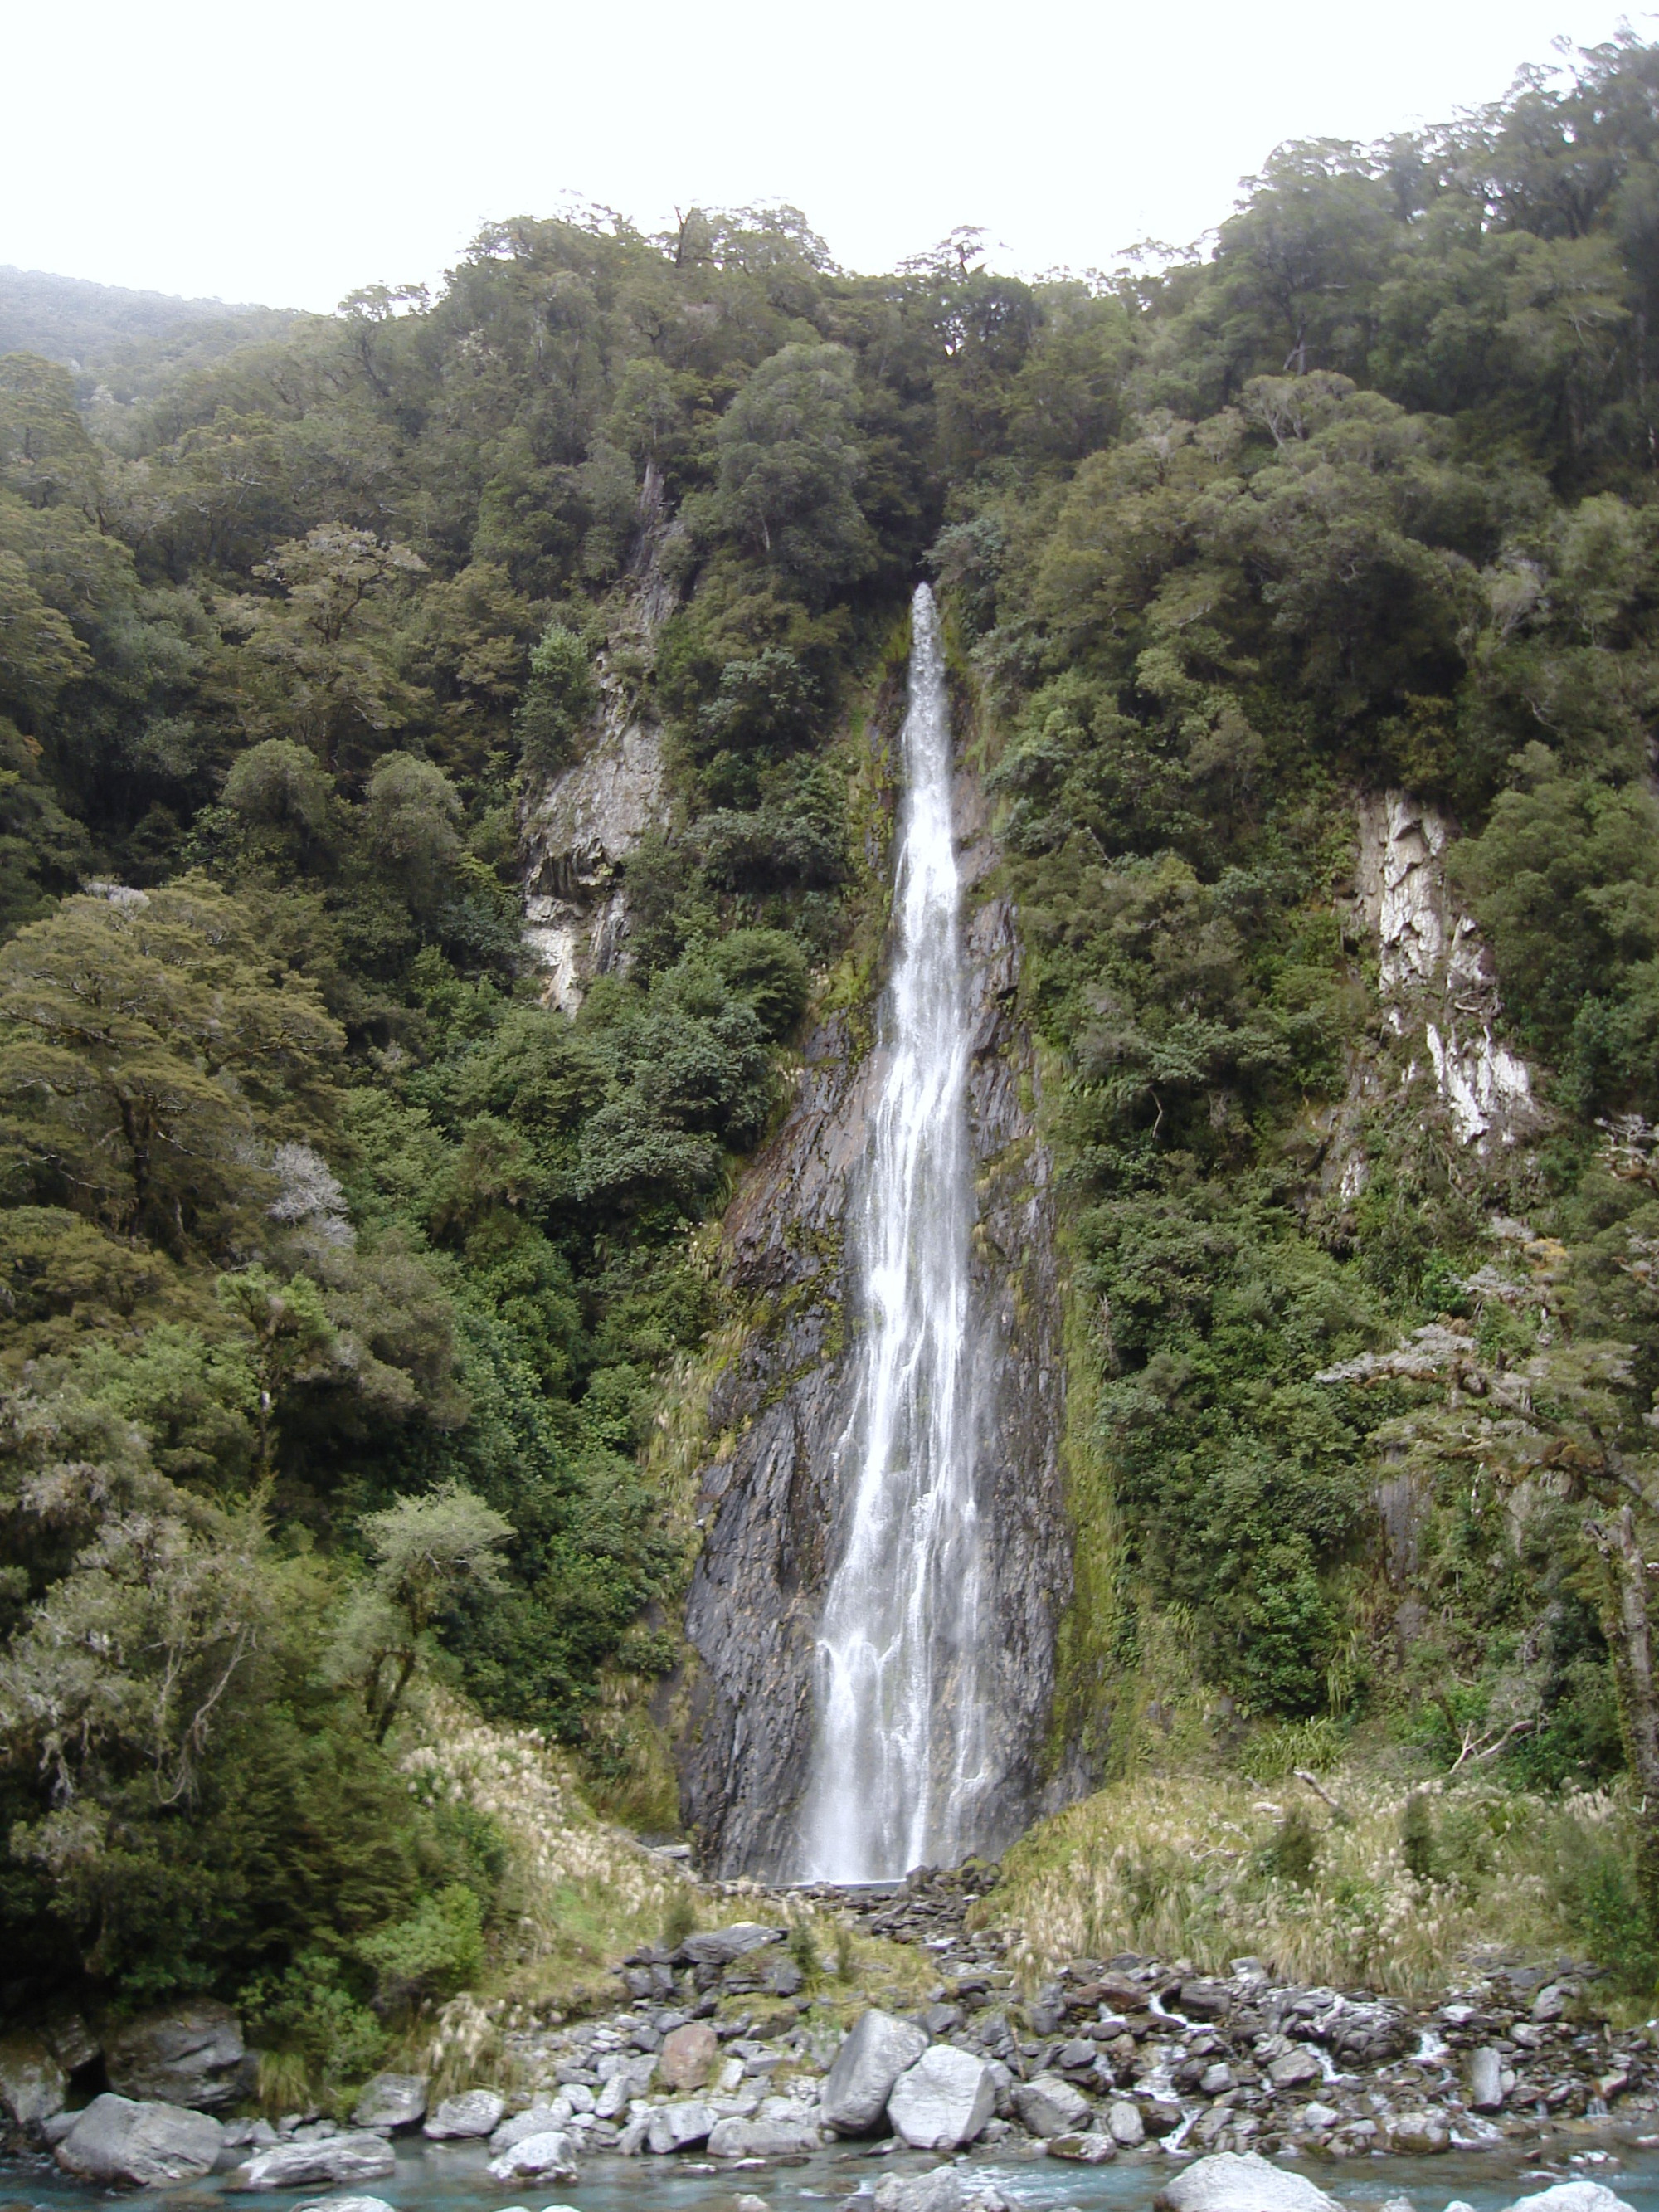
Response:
[679,889,1072,1878]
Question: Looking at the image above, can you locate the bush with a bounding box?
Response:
[515,624,598,780]
[356,1883,486,2014]
[713,928,811,1039]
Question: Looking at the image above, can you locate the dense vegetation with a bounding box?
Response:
[8,30,1659,2028]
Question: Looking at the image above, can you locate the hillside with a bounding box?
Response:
[3,29,1659,2111]
[0,265,296,398]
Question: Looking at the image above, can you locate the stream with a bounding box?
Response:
[12,2135,1659,2212]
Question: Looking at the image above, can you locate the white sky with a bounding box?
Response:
[6,0,1656,311]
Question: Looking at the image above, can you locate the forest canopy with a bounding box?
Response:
[8,30,1659,2021]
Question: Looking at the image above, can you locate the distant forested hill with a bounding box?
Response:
[0,264,295,397]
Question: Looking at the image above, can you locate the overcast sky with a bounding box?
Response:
[7,0,1656,310]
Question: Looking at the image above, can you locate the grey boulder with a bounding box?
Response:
[423,2088,505,2139]
[1266,2047,1323,2091]
[647,2098,716,2152]
[1013,2073,1092,2137]
[821,2008,929,2134]
[103,2000,247,2112]
[706,2115,822,2157]
[1048,2132,1117,2163]
[490,2101,572,2150]
[487,2127,578,2183]
[1155,2151,1340,2212]
[1106,2098,1146,2147]
[223,2132,397,2190]
[1468,2045,1506,2112]
[292,2200,396,2212]
[352,2072,428,2132]
[678,1922,786,1966]
[0,2029,66,2128]
[888,2045,996,2151]
[56,2094,225,2186]
[874,2171,1012,2212]
[1503,2190,1638,2212]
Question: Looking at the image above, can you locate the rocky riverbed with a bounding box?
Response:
[8,1866,1657,2199]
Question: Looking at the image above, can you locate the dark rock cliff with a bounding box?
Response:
[678,864,1073,1878]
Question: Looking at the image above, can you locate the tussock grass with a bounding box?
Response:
[403,1686,687,2017]
[980,1763,1632,2000]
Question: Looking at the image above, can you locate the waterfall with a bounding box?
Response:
[800,582,989,1882]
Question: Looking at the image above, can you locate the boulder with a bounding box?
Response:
[1502,2190,1637,2212]
[658,2020,721,2091]
[1388,2108,1450,2154]
[646,2099,715,2153]
[1047,2132,1117,2162]
[291,2200,395,2212]
[1155,2152,1340,2212]
[1097,1973,1151,2011]
[1267,2047,1323,2090]
[490,2102,572,2150]
[677,1922,786,1966]
[0,2030,66,2128]
[874,2171,1012,2212]
[821,2008,928,2133]
[103,2000,246,2112]
[1139,2096,1183,2136]
[56,2094,225,2186]
[706,2115,821,2157]
[1468,2045,1506,2112]
[888,2045,996,2151]
[44,2011,100,2076]
[1180,1980,1232,2019]
[1107,2099,1145,2146]
[487,2128,579,2184]
[823,2017,929,2132]
[596,2053,656,2114]
[352,2073,428,2132]
[422,2088,505,2139]
[223,2133,397,2190]
[1013,2073,1092,2137]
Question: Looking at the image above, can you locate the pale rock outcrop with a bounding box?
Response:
[522,699,667,1014]
[1351,790,1541,1153]
[56,2094,225,2185]
[820,2010,929,2133]
[887,2044,996,2150]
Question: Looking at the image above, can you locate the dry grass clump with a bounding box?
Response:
[401,1685,688,2008]
[983,1764,1623,1998]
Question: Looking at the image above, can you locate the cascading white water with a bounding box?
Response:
[800,582,988,1882]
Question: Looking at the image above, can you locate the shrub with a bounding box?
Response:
[356,1883,485,2014]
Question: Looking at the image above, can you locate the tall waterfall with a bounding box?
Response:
[800,582,988,1882]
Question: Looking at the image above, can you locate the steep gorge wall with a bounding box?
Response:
[676,772,1072,1878]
